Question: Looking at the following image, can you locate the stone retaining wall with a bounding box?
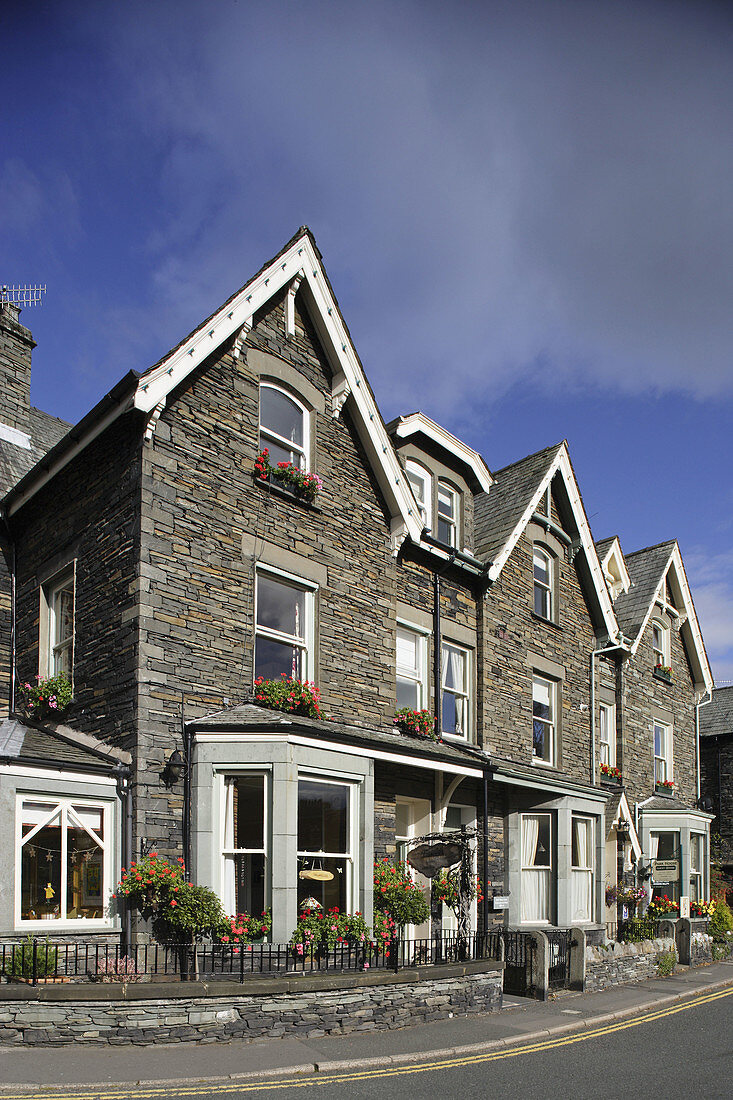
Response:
[0,962,502,1046]
[584,937,674,993]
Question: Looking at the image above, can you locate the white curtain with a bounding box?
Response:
[649,834,659,859]
[571,818,593,922]
[521,816,549,923]
[442,646,464,731]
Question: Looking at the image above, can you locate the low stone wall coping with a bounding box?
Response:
[0,958,502,1003]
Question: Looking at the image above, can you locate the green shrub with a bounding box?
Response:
[2,936,58,979]
[709,900,733,942]
[18,673,73,720]
[655,947,677,977]
[289,907,370,953]
[153,883,226,944]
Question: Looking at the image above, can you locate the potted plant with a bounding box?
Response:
[600,763,622,784]
[254,448,322,502]
[254,676,323,719]
[18,672,73,721]
[393,708,437,740]
[654,664,673,683]
[373,858,430,933]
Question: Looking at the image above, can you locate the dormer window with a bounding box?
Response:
[533,546,553,620]
[259,383,308,470]
[437,482,459,547]
[406,460,432,531]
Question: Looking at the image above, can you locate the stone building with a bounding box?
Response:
[700,686,733,875]
[0,230,714,942]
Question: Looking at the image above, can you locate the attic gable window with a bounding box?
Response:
[437,482,459,547]
[259,383,308,470]
[406,460,432,531]
[652,619,670,671]
[533,546,553,620]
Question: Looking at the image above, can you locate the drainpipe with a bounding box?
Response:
[182,704,192,880]
[115,763,133,952]
[432,553,456,739]
[695,690,712,803]
[10,540,16,714]
[482,764,490,938]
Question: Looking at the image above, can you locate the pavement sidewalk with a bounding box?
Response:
[1,958,732,1088]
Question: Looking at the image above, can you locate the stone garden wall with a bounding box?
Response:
[0,961,502,1046]
[584,937,675,992]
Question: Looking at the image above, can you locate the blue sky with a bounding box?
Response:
[3,0,732,683]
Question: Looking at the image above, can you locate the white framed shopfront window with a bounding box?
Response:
[15,795,113,929]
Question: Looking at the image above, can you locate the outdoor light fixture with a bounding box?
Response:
[163,748,186,786]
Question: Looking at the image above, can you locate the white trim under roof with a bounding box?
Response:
[486,443,622,644]
[628,543,713,693]
[608,791,642,861]
[390,413,493,493]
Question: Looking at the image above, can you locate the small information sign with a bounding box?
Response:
[652,859,679,885]
[492,895,510,910]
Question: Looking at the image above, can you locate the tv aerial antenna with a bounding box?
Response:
[0,285,46,308]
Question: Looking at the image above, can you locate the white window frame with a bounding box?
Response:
[599,703,616,768]
[441,641,471,740]
[532,674,557,766]
[521,812,553,924]
[653,720,673,784]
[297,774,357,912]
[690,832,704,903]
[40,568,76,682]
[16,795,113,930]
[259,382,309,470]
[396,622,429,712]
[219,770,269,919]
[651,618,670,669]
[437,481,459,548]
[406,460,432,532]
[532,545,553,620]
[254,565,316,683]
[571,815,595,923]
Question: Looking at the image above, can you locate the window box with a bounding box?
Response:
[599,764,622,785]
[253,452,322,503]
[653,665,673,684]
[655,780,675,796]
[393,708,437,741]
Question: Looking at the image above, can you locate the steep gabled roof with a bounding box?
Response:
[700,686,733,738]
[614,541,713,692]
[387,412,493,494]
[474,441,621,642]
[2,229,422,552]
[0,408,70,498]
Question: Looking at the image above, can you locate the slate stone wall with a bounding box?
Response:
[11,411,142,754]
[584,936,675,992]
[700,735,733,866]
[0,964,502,1046]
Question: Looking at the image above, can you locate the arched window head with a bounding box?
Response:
[259,383,308,470]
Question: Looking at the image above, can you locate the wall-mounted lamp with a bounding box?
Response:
[163,748,186,786]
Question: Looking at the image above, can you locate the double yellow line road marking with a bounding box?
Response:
[5,985,733,1097]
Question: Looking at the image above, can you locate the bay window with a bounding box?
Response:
[571,816,595,923]
[297,778,354,912]
[690,833,704,902]
[521,813,552,923]
[221,774,267,917]
[18,797,111,925]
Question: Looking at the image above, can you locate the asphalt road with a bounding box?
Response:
[2,986,731,1100]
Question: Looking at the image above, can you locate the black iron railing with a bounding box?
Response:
[0,932,501,986]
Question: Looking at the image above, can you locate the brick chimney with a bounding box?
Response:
[0,300,35,436]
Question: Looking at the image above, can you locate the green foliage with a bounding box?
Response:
[372,910,397,947]
[289,907,371,953]
[2,936,58,979]
[432,869,485,916]
[655,947,677,977]
[709,900,733,942]
[218,910,272,946]
[154,883,226,944]
[618,916,658,943]
[254,449,322,501]
[253,676,323,719]
[19,673,73,720]
[373,858,430,929]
